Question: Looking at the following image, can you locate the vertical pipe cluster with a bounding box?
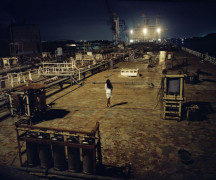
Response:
[17,123,100,175]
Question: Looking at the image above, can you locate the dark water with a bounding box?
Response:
[181,41,216,58]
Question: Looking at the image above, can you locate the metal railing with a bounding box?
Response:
[182,47,216,65]
[7,72,26,87]
[39,62,81,81]
[6,70,38,88]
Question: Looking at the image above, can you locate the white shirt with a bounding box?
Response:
[105,84,112,93]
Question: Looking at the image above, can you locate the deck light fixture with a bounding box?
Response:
[143,28,147,35]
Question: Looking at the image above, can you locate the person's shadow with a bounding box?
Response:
[110,102,128,108]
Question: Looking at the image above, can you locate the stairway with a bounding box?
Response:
[163,100,182,121]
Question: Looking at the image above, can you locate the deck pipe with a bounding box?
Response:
[37,133,53,169]
[51,134,67,171]
[26,131,40,167]
[67,136,81,172]
[82,137,95,174]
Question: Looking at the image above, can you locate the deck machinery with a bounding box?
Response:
[8,83,47,124]
[15,120,101,174]
[162,70,185,121]
[165,52,174,69]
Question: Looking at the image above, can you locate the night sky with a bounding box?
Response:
[0,0,216,41]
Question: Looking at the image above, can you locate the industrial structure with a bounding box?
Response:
[128,16,162,43]
[0,24,41,57]
[15,120,101,174]
[106,0,127,44]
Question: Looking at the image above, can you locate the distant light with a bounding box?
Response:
[130,30,133,34]
[130,39,134,43]
[143,28,147,35]
[158,38,161,42]
[66,44,76,47]
[157,28,161,33]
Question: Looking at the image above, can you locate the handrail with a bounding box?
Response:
[182,47,216,64]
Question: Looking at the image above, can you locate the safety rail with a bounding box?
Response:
[39,62,81,80]
[5,69,39,88]
[7,72,26,87]
[42,62,76,70]
[39,53,126,76]
[182,47,216,65]
[41,62,76,74]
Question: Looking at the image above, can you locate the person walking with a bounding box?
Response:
[105,79,113,108]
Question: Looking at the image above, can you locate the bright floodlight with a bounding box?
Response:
[130,30,133,34]
[143,28,147,34]
[157,28,161,33]
[130,39,134,43]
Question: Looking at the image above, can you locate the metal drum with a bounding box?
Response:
[82,137,95,174]
[52,135,66,171]
[26,131,40,167]
[67,136,81,172]
[37,133,53,169]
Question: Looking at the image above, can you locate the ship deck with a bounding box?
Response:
[1,50,216,179]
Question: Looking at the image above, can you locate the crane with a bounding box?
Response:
[105,0,127,44]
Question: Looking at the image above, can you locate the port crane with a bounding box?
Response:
[105,0,127,44]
